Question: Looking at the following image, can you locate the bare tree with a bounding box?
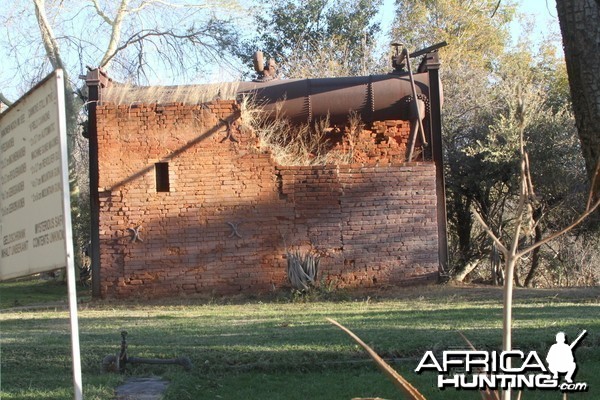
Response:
[32,0,78,127]
[1,0,244,103]
[472,96,600,400]
[88,0,243,82]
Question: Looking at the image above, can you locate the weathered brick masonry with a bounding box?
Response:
[96,100,439,298]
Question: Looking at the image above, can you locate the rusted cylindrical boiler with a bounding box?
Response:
[236,72,436,125]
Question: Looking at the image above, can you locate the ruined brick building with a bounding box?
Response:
[85,49,448,298]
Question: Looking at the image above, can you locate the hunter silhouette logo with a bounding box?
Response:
[415,330,589,392]
[546,330,586,384]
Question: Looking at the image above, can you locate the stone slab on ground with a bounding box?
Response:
[115,377,169,400]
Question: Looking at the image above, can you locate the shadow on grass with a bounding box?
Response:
[1,283,599,399]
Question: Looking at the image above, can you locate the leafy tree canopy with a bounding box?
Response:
[237,0,383,78]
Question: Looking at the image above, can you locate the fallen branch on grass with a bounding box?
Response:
[327,318,426,400]
[457,332,501,400]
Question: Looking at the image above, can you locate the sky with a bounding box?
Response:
[511,0,561,44]
[0,0,563,104]
[377,0,561,47]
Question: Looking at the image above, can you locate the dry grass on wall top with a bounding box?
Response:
[238,96,364,166]
[101,81,241,106]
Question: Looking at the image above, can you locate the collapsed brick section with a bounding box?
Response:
[353,120,419,163]
[96,100,439,298]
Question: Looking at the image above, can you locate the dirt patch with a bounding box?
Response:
[115,377,169,400]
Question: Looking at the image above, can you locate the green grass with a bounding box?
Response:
[0,278,84,309]
[1,280,599,399]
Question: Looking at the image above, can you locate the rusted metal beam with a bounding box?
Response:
[85,70,101,298]
[85,68,112,298]
[425,51,449,275]
[409,41,448,59]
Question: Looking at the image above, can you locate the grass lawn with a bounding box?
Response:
[0,280,599,399]
[0,279,76,309]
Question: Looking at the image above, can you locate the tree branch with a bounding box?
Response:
[490,0,501,18]
[0,92,13,107]
[586,159,600,210]
[516,197,600,259]
[327,318,426,400]
[98,0,130,69]
[126,0,225,13]
[100,25,226,69]
[90,0,113,25]
[33,0,66,71]
[517,159,600,259]
[508,155,527,258]
[471,208,509,256]
[506,126,530,266]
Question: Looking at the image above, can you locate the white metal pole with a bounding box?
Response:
[66,249,83,400]
[56,69,83,400]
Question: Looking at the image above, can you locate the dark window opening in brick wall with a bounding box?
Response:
[155,162,170,192]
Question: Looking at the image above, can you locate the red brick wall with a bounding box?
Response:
[95,100,439,298]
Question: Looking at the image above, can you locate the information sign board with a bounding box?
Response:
[0,70,73,280]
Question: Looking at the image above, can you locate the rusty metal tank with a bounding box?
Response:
[236,72,435,125]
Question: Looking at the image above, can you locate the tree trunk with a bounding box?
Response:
[555,0,600,197]
[452,256,484,282]
[449,196,476,280]
[501,256,517,400]
[524,207,544,287]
